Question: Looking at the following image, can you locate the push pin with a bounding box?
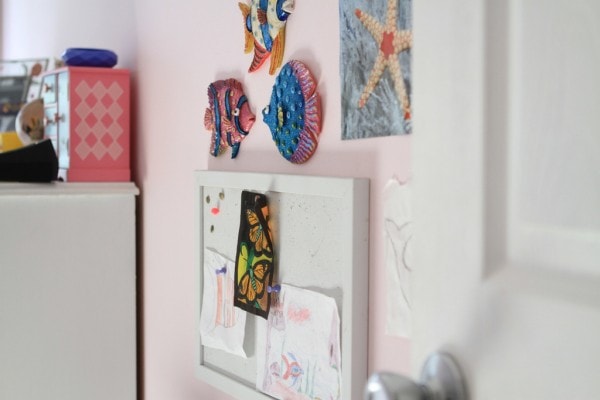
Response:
[267,284,281,294]
[209,190,224,215]
[215,266,227,275]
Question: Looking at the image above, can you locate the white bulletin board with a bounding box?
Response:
[194,170,369,400]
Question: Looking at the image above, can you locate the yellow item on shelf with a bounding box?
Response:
[0,132,24,152]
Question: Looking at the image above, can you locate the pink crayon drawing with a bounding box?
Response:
[287,304,310,323]
[200,248,247,358]
[215,265,235,328]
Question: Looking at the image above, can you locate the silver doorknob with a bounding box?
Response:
[365,352,468,400]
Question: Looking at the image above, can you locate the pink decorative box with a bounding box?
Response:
[41,67,130,181]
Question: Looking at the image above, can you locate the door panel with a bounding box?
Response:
[413,0,600,398]
[507,0,600,274]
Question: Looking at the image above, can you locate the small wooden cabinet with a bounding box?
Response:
[0,183,138,400]
[41,67,130,181]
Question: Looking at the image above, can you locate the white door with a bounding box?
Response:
[412,0,600,399]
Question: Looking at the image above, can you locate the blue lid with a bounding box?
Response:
[61,48,118,68]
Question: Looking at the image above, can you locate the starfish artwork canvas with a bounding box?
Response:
[339,0,412,139]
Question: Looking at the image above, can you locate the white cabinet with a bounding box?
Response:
[0,183,138,400]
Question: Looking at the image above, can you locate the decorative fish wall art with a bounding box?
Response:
[262,60,322,164]
[239,0,295,75]
[204,79,255,158]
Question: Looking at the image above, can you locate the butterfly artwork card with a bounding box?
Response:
[256,284,342,400]
[234,190,275,319]
[199,248,247,358]
[339,0,413,139]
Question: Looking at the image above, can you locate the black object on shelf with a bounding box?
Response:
[0,139,59,182]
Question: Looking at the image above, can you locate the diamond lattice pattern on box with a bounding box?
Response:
[74,80,125,161]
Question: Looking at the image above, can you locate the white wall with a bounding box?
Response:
[2,0,136,66]
[2,1,411,398]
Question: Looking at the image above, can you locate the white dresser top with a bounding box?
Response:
[0,182,139,196]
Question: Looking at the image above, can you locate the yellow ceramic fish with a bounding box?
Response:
[239,0,294,75]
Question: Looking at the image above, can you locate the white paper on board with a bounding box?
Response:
[199,248,247,358]
[256,284,342,400]
[384,178,414,338]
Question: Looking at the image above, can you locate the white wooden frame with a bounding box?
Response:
[194,170,369,400]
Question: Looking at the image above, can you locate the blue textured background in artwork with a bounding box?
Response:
[263,64,306,160]
[339,0,412,140]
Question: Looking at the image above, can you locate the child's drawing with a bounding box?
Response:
[384,178,413,338]
[200,248,247,358]
[256,284,341,400]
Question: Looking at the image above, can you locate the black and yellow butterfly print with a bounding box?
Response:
[234,191,274,319]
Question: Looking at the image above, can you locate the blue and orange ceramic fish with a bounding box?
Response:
[239,0,295,75]
[262,60,322,164]
[204,79,255,158]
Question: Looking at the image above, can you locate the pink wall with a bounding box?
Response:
[2,0,410,398]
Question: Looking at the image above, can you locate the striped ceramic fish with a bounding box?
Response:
[239,0,294,75]
[204,79,255,158]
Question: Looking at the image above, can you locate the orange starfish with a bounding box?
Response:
[355,0,412,121]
